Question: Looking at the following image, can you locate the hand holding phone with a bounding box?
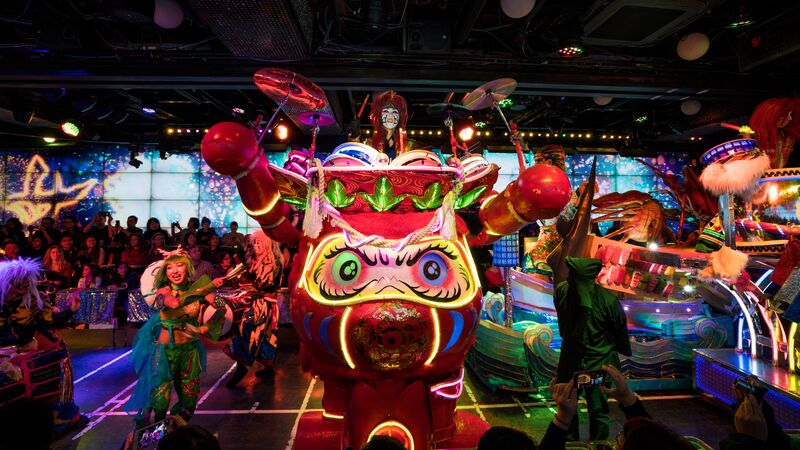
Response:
[133,418,171,449]
[734,378,767,404]
[573,370,607,388]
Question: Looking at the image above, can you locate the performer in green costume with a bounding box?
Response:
[125,248,223,427]
[548,159,631,441]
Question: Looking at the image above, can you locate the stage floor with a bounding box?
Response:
[52,328,736,450]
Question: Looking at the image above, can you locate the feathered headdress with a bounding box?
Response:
[0,258,44,309]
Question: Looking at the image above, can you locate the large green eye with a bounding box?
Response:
[332,252,361,285]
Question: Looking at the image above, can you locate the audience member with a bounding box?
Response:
[125,215,143,235]
[0,398,54,450]
[478,426,537,450]
[157,424,221,450]
[39,216,62,246]
[43,245,74,288]
[143,218,165,242]
[146,232,168,264]
[182,231,198,247]
[59,234,79,265]
[221,221,245,249]
[1,238,19,261]
[3,218,26,248]
[83,212,114,247]
[196,216,217,246]
[172,217,199,245]
[212,251,234,278]
[60,215,84,243]
[188,245,214,281]
[78,235,106,267]
[203,234,225,263]
[360,435,407,450]
[121,234,149,267]
[77,263,103,289]
[23,232,47,259]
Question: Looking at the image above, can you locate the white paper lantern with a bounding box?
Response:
[677,32,709,61]
[593,96,613,106]
[501,0,536,19]
[154,0,184,29]
[681,99,702,116]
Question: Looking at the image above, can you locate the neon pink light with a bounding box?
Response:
[430,368,464,399]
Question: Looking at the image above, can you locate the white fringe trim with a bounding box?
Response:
[699,155,770,196]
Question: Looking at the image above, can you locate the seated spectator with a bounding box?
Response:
[125,215,143,235]
[172,217,199,245]
[212,251,234,278]
[1,238,19,261]
[77,263,103,289]
[83,212,114,247]
[188,245,214,281]
[143,218,165,242]
[146,232,169,264]
[203,234,225,263]
[38,216,62,246]
[221,221,246,249]
[0,398,54,450]
[59,235,79,265]
[60,215,84,244]
[360,435,406,450]
[78,235,106,267]
[106,261,141,291]
[196,216,217,246]
[478,426,536,450]
[2,218,27,248]
[23,232,47,259]
[43,245,73,288]
[121,234,149,267]
[157,424,221,450]
[182,231,198,247]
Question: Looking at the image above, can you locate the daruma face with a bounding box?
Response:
[292,233,482,374]
[299,234,480,309]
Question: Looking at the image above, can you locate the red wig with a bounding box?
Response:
[369,91,408,153]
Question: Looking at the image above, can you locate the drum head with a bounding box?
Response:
[200,303,234,341]
[140,260,163,307]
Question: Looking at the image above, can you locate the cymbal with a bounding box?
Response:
[297,111,336,127]
[426,103,471,120]
[253,68,326,110]
[461,78,517,111]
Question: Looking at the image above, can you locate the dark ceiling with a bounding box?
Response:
[0,0,798,154]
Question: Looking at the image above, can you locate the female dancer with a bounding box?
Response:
[125,247,223,426]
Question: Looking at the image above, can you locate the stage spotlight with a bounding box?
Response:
[61,121,80,137]
[232,107,245,115]
[275,124,289,141]
[142,106,157,115]
[43,137,56,143]
[726,0,754,29]
[458,126,475,142]
[557,38,583,58]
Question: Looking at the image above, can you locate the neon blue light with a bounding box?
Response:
[442,311,464,353]
[319,315,336,356]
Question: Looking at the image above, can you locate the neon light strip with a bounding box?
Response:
[717,281,757,357]
[736,317,743,353]
[430,368,464,399]
[295,243,316,290]
[340,307,356,369]
[243,192,281,217]
[755,269,774,288]
[790,323,798,373]
[750,293,778,363]
[425,308,441,366]
[322,411,344,420]
[367,421,415,450]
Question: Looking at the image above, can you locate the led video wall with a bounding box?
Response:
[0,146,689,236]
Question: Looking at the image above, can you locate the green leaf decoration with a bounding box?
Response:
[324,179,356,208]
[358,176,406,212]
[411,182,444,210]
[282,197,307,210]
[455,186,488,209]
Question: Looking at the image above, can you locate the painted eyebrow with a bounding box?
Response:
[400,243,459,266]
[323,244,378,266]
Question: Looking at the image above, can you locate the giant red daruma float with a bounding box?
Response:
[201,122,570,449]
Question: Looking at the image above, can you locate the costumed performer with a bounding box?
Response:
[125,247,224,427]
[224,229,283,387]
[369,91,408,159]
[0,257,86,435]
[548,160,631,441]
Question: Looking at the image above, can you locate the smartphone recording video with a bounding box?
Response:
[573,370,607,388]
[134,418,170,449]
